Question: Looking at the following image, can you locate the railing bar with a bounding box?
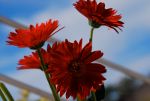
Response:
[0,74,54,100]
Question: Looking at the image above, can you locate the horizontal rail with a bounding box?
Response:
[98,59,150,84]
[0,74,54,100]
[0,16,27,29]
[0,16,150,85]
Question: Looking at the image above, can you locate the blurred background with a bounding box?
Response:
[0,0,150,100]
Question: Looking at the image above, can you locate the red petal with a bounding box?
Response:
[81,42,92,60]
[87,63,106,73]
[84,51,103,63]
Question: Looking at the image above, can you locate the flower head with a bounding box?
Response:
[18,49,50,70]
[7,19,59,49]
[74,0,124,33]
[47,39,106,99]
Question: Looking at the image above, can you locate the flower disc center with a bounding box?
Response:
[69,61,80,72]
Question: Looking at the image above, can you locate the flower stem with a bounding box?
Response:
[37,49,60,101]
[0,82,14,101]
[91,91,97,101]
[89,27,97,101]
[0,89,7,101]
[89,27,95,42]
[77,96,86,101]
[77,96,81,101]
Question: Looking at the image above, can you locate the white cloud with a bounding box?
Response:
[127,3,150,28]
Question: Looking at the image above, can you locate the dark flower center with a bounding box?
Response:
[30,42,45,50]
[69,61,80,73]
[89,20,101,28]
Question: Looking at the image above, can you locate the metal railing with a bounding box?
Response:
[0,74,54,100]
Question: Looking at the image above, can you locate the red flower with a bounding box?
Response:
[7,19,59,49]
[47,39,106,99]
[74,0,124,33]
[18,49,50,70]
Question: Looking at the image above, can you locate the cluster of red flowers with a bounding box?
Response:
[17,39,106,99]
[7,0,123,100]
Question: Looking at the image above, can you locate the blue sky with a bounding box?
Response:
[0,0,72,17]
[0,0,150,100]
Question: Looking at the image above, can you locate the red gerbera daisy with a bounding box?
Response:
[7,19,59,49]
[18,48,50,70]
[47,39,106,99]
[74,0,124,33]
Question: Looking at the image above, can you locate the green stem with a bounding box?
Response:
[89,27,97,101]
[0,82,14,101]
[77,96,86,101]
[91,91,97,101]
[89,27,94,42]
[37,49,60,101]
[77,96,81,101]
[0,89,7,101]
